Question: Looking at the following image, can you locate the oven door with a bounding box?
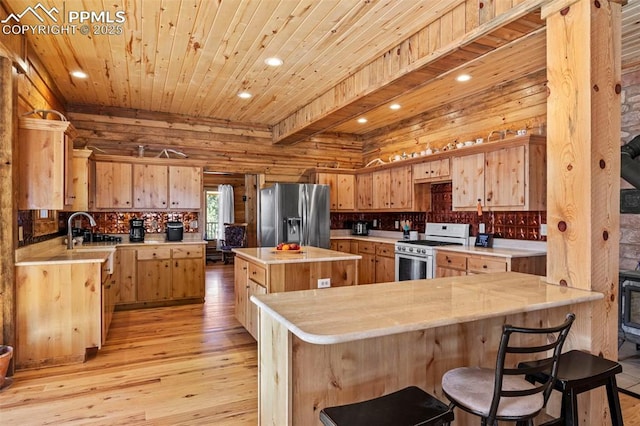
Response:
[395,252,433,281]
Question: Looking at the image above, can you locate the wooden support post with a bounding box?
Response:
[0,55,16,374]
[546,0,621,422]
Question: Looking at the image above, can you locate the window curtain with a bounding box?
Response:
[218,184,235,240]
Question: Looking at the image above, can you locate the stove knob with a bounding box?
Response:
[421,248,427,254]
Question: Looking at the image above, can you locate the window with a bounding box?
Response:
[205,190,219,241]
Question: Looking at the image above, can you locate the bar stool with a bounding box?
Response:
[518,349,623,426]
[319,386,454,426]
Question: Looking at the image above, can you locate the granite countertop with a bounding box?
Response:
[233,246,361,265]
[251,272,602,345]
[434,245,546,258]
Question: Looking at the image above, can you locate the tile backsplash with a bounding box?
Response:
[331,182,546,241]
[18,210,200,247]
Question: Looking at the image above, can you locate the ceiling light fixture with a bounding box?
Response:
[238,91,252,99]
[264,57,284,67]
[357,117,367,123]
[390,103,401,110]
[71,70,88,78]
[456,74,471,82]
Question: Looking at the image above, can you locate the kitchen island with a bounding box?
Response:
[232,247,361,339]
[252,272,603,425]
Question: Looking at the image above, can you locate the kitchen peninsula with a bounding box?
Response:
[233,247,361,340]
[252,272,604,425]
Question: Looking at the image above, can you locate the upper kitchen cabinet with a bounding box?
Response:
[63,149,93,212]
[451,136,546,211]
[18,118,77,210]
[313,171,355,211]
[93,159,202,210]
[389,165,412,209]
[94,161,133,209]
[412,158,450,183]
[169,166,203,210]
[356,173,373,210]
[133,164,169,209]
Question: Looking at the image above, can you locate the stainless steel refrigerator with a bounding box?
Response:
[259,183,330,248]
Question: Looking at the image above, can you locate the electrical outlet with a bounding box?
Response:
[318,278,331,288]
[479,223,486,233]
[540,224,547,236]
[18,226,23,242]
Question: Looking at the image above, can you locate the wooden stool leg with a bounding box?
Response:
[606,377,624,426]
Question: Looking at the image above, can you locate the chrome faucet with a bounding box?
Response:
[67,211,97,249]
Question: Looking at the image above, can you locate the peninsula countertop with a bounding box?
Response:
[233,246,361,265]
[252,272,603,345]
[434,245,546,258]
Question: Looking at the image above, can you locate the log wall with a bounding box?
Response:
[362,70,547,164]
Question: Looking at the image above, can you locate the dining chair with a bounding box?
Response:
[441,313,575,426]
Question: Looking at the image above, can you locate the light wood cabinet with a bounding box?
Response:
[234,251,359,340]
[116,243,205,308]
[412,158,450,183]
[435,249,546,277]
[169,166,202,209]
[315,172,355,210]
[389,165,412,209]
[101,259,117,345]
[356,173,373,210]
[137,247,172,302]
[94,161,202,210]
[18,118,77,210]
[171,245,205,299]
[372,170,391,209]
[65,149,93,211]
[451,138,546,211]
[95,162,133,209]
[234,258,268,340]
[358,241,395,284]
[133,164,168,209]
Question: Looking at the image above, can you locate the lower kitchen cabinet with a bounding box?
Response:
[233,248,359,340]
[101,259,117,345]
[358,241,395,284]
[435,249,546,277]
[116,243,206,309]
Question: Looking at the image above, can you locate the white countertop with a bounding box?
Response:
[434,245,546,258]
[252,272,603,345]
[233,246,361,265]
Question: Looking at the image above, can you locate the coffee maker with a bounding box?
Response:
[129,218,145,242]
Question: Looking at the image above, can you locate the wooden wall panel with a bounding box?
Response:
[362,70,547,165]
[67,108,363,182]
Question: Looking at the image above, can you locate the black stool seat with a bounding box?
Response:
[319,386,454,426]
[518,349,623,426]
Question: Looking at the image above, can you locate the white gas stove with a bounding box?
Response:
[395,223,470,281]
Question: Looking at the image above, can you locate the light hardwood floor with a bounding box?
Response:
[1,264,639,425]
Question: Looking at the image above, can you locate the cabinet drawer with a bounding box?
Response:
[248,263,266,286]
[436,251,467,270]
[137,247,171,260]
[467,256,507,273]
[172,245,204,259]
[375,243,394,258]
[358,241,375,254]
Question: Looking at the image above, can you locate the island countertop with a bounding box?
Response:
[252,271,603,345]
[233,246,361,265]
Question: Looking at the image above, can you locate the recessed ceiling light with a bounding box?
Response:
[71,70,88,78]
[357,117,367,123]
[456,74,471,82]
[264,57,284,67]
[390,103,401,110]
[238,91,252,99]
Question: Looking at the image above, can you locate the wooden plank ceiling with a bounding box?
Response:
[3,0,640,147]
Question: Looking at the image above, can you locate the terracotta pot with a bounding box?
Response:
[0,345,13,388]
